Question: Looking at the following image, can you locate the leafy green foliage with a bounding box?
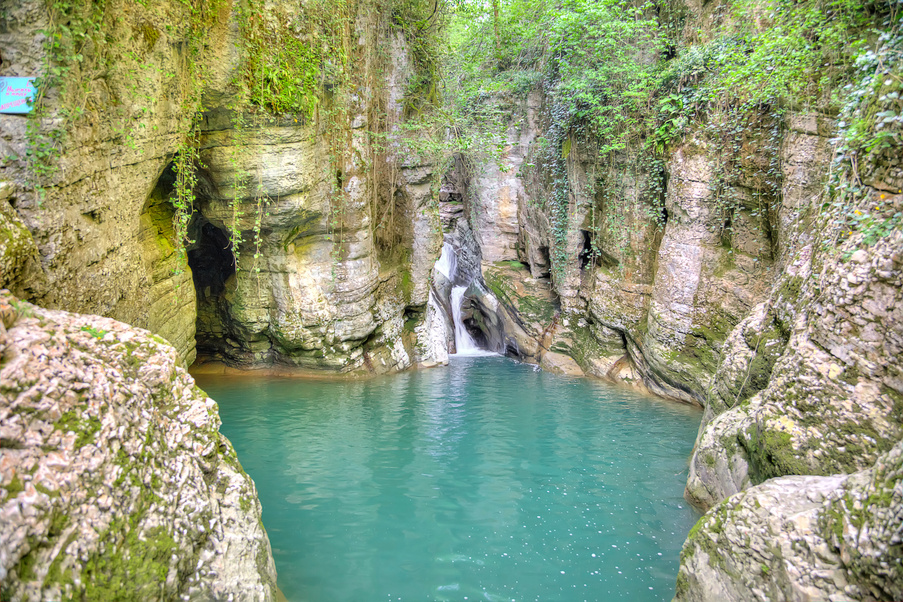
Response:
[27,0,221,193]
[672,0,877,110]
[79,325,108,338]
[172,137,200,265]
[26,0,109,196]
[238,0,350,117]
[444,0,896,280]
[445,0,667,281]
[825,11,903,250]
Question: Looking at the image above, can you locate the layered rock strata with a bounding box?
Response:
[0,0,210,366]
[0,0,444,373]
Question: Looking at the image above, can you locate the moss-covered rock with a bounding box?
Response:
[0,183,44,299]
[675,440,903,602]
[0,291,277,601]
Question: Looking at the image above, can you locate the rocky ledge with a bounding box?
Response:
[675,439,902,601]
[0,291,277,601]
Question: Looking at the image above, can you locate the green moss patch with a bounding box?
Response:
[81,522,180,601]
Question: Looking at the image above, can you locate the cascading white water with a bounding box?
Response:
[435,242,457,281]
[435,242,495,357]
[450,285,487,356]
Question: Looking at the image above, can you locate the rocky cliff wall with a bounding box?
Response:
[0,0,214,366]
[447,2,903,598]
[0,0,445,373]
[0,291,277,600]
[684,62,903,511]
[455,104,786,404]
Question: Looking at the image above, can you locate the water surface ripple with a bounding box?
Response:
[197,356,702,602]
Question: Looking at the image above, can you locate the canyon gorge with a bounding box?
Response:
[0,0,901,599]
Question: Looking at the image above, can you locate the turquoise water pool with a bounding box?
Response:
[196,356,702,602]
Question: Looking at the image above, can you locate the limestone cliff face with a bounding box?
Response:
[684,112,903,511]
[0,0,208,366]
[188,18,444,373]
[454,9,901,488]
[468,93,542,264]
[457,104,782,404]
[0,291,277,600]
[0,0,444,373]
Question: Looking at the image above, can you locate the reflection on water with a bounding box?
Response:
[196,356,702,602]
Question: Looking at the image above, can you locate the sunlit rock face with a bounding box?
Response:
[0,292,277,600]
[461,112,781,405]
[469,92,542,264]
[636,132,775,405]
[190,110,389,371]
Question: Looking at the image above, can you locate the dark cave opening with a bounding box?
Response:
[578,230,598,270]
[187,216,236,357]
[188,218,235,299]
[535,245,552,279]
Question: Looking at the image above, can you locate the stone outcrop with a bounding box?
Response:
[685,224,903,510]
[675,440,902,602]
[683,70,903,510]
[469,92,542,264]
[672,26,903,600]
[636,132,775,404]
[0,291,277,600]
[454,96,779,404]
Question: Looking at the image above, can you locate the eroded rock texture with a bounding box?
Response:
[0,291,277,601]
[675,441,903,602]
[453,64,901,516]
[684,88,903,513]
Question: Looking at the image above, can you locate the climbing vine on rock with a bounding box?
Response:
[26,0,222,194]
[825,10,903,250]
[172,135,200,267]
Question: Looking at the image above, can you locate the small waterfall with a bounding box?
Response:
[435,241,495,357]
[450,285,483,355]
[435,242,457,281]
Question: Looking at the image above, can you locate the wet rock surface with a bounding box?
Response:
[0,291,277,601]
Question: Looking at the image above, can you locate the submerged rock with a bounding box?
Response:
[0,291,277,600]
